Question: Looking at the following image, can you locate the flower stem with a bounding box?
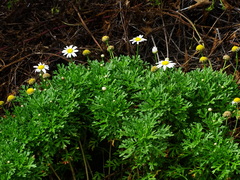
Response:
[64,149,76,180]
[79,140,89,180]
[232,106,239,137]
[49,164,61,180]
[136,45,139,59]
[234,52,239,76]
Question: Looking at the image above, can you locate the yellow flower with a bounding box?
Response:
[231,46,240,52]
[196,44,205,51]
[0,101,4,106]
[199,56,208,63]
[102,36,109,42]
[7,95,15,102]
[26,88,35,95]
[82,49,91,56]
[107,45,114,52]
[27,78,36,85]
[151,66,158,72]
[232,97,240,105]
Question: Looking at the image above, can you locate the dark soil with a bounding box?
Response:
[1,0,240,109]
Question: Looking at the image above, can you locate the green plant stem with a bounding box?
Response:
[221,60,227,73]
[69,160,76,180]
[79,140,89,180]
[232,106,239,137]
[136,45,139,59]
[109,51,114,59]
[154,53,158,63]
[208,59,213,69]
[49,164,61,180]
[87,56,90,61]
[65,149,76,180]
[234,52,239,76]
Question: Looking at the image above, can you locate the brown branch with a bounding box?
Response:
[72,4,103,52]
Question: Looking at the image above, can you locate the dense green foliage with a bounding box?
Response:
[0,55,239,179]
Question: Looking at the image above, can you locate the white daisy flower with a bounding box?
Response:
[33,63,49,73]
[152,46,158,54]
[156,58,176,70]
[62,45,78,58]
[130,35,147,44]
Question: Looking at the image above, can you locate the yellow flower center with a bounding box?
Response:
[38,65,45,70]
[135,37,141,42]
[67,48,73,53]
[162,61,169,65]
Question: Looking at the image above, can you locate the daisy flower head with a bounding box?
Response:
[156,58,176,70]
[62,45,78,58]
[152,46,158,54]
[232,97,240,105]
[33,63,49,74]
[130,35,147,45]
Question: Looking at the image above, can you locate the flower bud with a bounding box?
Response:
[42,73,51,79]
[151,66,158,72]
[223,54,231,61]
[26,88,35,95]
[82,49,91,56]
[7,95,15,102]
[196,44,205,51]
[27,78,36,85]
[107,45,114,52]
[102,36,109,42]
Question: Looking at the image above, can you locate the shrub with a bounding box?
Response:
[0,55,239,179]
